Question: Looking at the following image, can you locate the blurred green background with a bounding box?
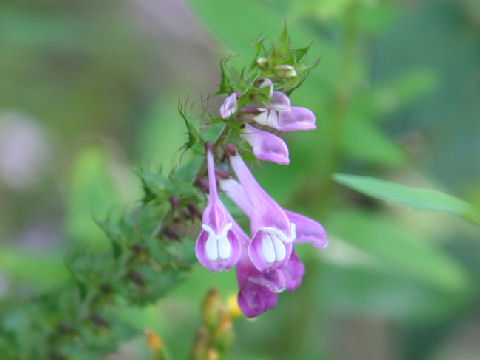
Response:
[0,0,479,359]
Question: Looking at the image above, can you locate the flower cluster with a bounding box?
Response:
[195,81,327,318]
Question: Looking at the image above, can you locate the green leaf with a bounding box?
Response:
[333,173,480,224]
[217,58,234,94]
[171,155,204,183]
[327,210,468,291]
[317,263,470,321]
[178,106,202,151]
[202,123,226,143]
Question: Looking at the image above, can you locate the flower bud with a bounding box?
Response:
[206,350,220,360]
[275,65,297,78]
[144,329,163,355]
[256,57,269,68]
[202,289,223,329]
[213,310,234,352]
[190,327,210,360]
[226,293,243,320]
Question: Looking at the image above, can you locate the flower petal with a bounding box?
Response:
[270,91,291,112]
[278,106,316,132]
[253,110,280,130]
[220,179,253,215]
[195,222,241,272]
[242,125,290,165]
[219,93,238,119]
[220,178,327,249]
[281,250,305,291]
[284,210,328,248]
[229,154,293,239]
[237,281,278,318]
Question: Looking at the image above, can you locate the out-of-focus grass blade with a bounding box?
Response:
[327,210,469,292]
[316,263,470,322]
[333,173,480,224]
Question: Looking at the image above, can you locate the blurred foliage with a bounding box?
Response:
[0,0,479,359]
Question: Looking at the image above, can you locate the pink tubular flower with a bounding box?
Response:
[220,178,328,249]
[228,153,296,271]
[250,88,316,132]
[241,124,290,165]
[254,105,316,132]
[195,144,241,272]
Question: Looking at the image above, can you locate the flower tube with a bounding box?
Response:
[195,144,241,271]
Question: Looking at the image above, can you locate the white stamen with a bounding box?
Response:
[205,236,218,261]
[202,223,233,262]
[262,234,276,263]
[259,226,289,243]
[218,237,232,260]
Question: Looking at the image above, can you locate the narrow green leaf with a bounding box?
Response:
[217,58,234,94]
[334,173,480,224]
[178,106,202,150]
[327,210,468,291]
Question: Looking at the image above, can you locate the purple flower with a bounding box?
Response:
[228,153,296,271]
[220,178,327,249]
[195,145,241,272]
[241,124,290,165]
[245,87,315,132]
[220,93,238,119]
[254,105,316,132]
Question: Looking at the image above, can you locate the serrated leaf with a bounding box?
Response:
[334,174,480,224]
[171,155,204,183]
[202,123,226,143]
[294,45,311,62]
[178,107,202,150]
[135,169,169,201]
[217,58,234,95]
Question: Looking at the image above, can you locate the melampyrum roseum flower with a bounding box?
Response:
[245,85,316,132]
[228,152,296,271]
[221,176,326,317]
[195,144,241,272]
[220,177,328,249]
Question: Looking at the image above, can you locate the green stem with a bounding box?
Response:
[317,0,360,212]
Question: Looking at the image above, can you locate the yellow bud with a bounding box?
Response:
[226,293,243,320]
[144,328,163,353]
[206,349,220,360]
[191,327,210,360]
